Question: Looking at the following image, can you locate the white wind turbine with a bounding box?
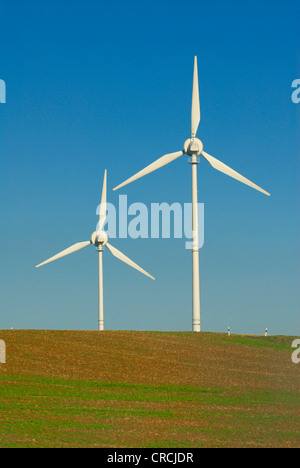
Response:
[36,170,155,331]
[113,56,270,332]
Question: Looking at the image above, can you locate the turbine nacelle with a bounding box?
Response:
[91,230,108,246]
[183,138,203,156]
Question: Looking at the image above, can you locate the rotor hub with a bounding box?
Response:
[91,230,108,246]
[183,138,203,156]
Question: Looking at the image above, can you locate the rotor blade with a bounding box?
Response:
[191,56,200,138]
[106,243,155,280]
[36,241,91,268]
[201,151,270,196]
[98,169,107,230]
[113,151,184,191]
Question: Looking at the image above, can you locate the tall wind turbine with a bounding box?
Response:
[36,170,155,330]
[113,56,270,332]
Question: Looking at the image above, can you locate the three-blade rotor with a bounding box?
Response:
[36,170,155,280]
[113,56,270,197]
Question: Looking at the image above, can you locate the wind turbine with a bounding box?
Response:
[36,170,155,331]
[113,56,270,333]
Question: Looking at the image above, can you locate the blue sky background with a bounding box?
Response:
[0,0,299,335]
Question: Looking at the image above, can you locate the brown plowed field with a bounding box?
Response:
[0,330,299,448]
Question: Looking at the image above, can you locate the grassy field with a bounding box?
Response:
[0,330,299,448]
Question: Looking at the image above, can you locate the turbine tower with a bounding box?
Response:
[36,170,155,330]
[113,56,270,332]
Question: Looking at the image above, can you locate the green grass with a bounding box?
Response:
[152,331,297,351]
[1,374,298,406]
[0,374,299,448]
[193,333,297,351]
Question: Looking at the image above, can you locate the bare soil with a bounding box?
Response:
[0,330,299,448]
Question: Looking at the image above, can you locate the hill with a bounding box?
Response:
[0,330,299,448]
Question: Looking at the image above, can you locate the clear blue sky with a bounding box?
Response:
[0,0,299,335]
